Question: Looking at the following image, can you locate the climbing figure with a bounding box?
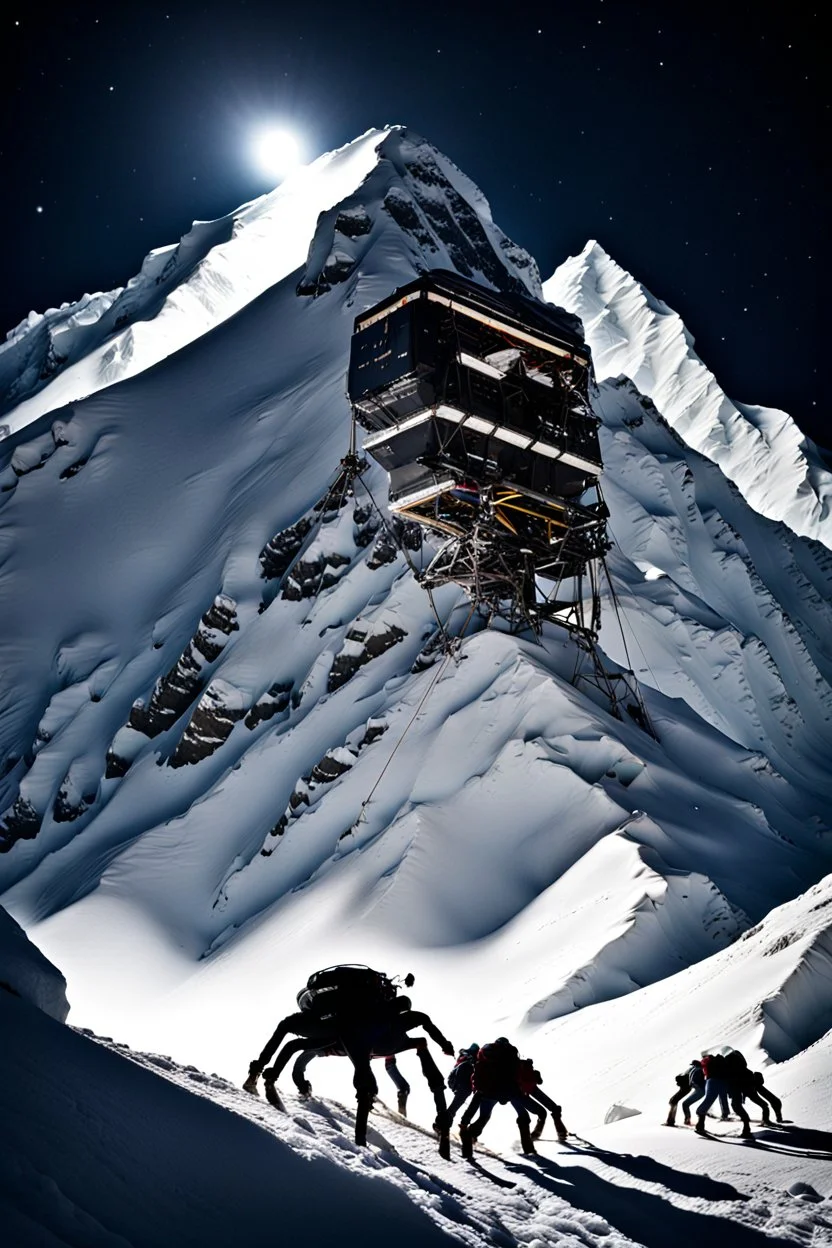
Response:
[243,965,454,1153]
[668,1055,730,1126]
[517,1057,568,1142]
[723,1050,774,1125]
[666,1065,695,1126]
[459,1037,537,1158]
[383,1054,411,1115]
[440,1043,479,1131]
[694,1051,751,1137]
[666,1058,723,1126]
[752,1070,784,1123]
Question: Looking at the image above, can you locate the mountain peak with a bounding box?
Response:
[0,126,538,437]
[546,243,831,544]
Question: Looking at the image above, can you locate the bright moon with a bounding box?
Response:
[253,129,302,180]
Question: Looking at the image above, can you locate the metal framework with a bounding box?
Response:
[346,270,652,730]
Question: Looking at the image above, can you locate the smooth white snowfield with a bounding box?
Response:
[1,126,831,1245]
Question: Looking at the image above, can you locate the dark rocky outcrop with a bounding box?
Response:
[104,749,131,780]
[296,250,356,296]
[333,206,372,238]
[258,490,367,607]
[382,188,435,251]
[52,781,97,824]
[128,594,238,738]
[356,718,388,749]
[168,680,249,768]
[366,516,422,570]
[39,340,68,380]
[244,681,293,730]
[352,502,379,549]
[327,619,407,693]
[282,551,351,601]
[0,796,42,853]
[259,515,315,582]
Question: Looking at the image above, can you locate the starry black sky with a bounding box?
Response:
[3,1,824,443]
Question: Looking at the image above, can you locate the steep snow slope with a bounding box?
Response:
[0,901,67,1021]
[525,872,832,1124]
[0,988,463,1248]
[0,128,830,1114]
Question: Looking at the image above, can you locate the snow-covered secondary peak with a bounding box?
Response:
[545,240,831,544]
[0,126,538,435]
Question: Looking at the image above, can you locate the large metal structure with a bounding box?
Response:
[347,270,608,636]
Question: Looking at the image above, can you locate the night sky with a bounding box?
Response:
[3,1,824,443]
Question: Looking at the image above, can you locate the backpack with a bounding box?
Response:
[296,964,399,1024]
[447,1050,477,1094]
[472,1040,520,1101]
[723,1050,748,1083]
[517,1058,542,1096]
[674,1072,690,1091]
[705,1053,727,1079]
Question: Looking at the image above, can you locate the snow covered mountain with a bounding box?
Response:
[1,126,830,1242]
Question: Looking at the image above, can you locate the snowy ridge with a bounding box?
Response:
[545,242,831,544]
[0,127,538,436]
[0,129,387,430]
[593,377,832,781]
[521,827,747,1024]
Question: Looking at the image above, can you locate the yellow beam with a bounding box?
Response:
[493,508,518,535]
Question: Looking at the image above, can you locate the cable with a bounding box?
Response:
[352,470,455,653]
[354,652,452,825]
[353,597,478,826]
[598,547,657,735]
[602,523,663,696]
